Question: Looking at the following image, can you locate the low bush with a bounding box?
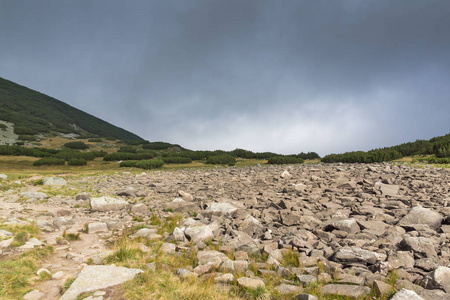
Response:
[18,135,36,141]
[104,152,154,161]
[63,141,89,150]
[33,157,66,166]
[118,146,137,153]
[205,155,236,166]
[135,159,164,170]
[68,158,87,166]
[0,124,7,130]
[55,150,95,161]
[161,156,192,164]
[88,138,103,142]
[267,156,304,164]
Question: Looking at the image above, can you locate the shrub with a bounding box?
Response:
[205,155,236,166]
[0,124,7,130]
[55,150,95,161]
[118,146,137,153]
[33,157,66,166]
[103,152,154,161]
[267,156,304,164]
[142,142,181,150]
[135,159,164,170]
[88,138,102,142]
[14,127,38,135]
[18,135,36,141]
[63,141,89,150]
[161,156,192,164]
[68,158,87,166]
[119,160,138,168]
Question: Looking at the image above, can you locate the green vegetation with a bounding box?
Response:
[0,246,54,299]
[161,156,192,164]
[104,152,154,161]
[68,158,88,166]
[322,133,450,163]
[87,138,102,142]
[120,159,165,170]
[142,141,183,150]
[33,157,66,166]
[63,141,89,149]
[0,77,143,141]
[267,156,304,164]
[205,154,236,165]
[0,124,7,130]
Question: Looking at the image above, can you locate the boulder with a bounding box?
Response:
[185,225,214,244]
[331,247,384,265]
[321,284,371,298]
[398,206,443,230]
[390,289,424,300]
[90,196,130,211]
[237,277,265,289]
[43,177,67,186]
[59,265,143,300]
[422,266,450,293]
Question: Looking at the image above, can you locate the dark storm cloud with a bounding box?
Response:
[1,1,450,155]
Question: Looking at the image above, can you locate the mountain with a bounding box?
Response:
[0,77,143,141]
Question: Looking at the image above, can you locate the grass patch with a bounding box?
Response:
[124,270,235,300]
[63,230,80,241]
[104,235,146,268]
[0,246,53,299]
[281,249,300,268]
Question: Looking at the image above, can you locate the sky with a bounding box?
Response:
[1,1,450,156]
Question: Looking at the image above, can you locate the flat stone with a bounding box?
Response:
[391,289,425,300]
[237,277,265,289]
[209,203,238,214]
[377,183,399,196]
[214,273,234,283]
[197,250,229,266]
[422,266,450,293]
[329,218,360,234]
[332,246,384,265]
[60,265,143,300]
[90,196,130,212]
[399,237,437,258]
[398,206,443,230]
[23,289,45,300]
[88,222,108,233]
[185,225,214,244]
[43,177,67,186]
[296,294,318,300]
[275,283,302,294]
[297,274,317,286]
[322,284,371,298]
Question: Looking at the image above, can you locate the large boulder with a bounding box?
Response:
[398,206,443,230]
[322,284,371,298]
[422,266,450,293]
[399,237,437,258]
[185,225,214,244]
[390,289,424,300]
[43,177,67,186]
[331,247,385,265]
[59,265,143,300]
[90,196,130,212]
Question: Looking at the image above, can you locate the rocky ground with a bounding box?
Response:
[1,163,450,300]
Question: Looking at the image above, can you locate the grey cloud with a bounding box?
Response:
[1,1,449,155]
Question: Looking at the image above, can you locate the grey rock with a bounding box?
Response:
[328,218,360,234]
[23,289,45,300]
[390,289,425,300]
[297,274,317,286]
[237,277,265,289]
[131,203,149,215]
[275,283,302,294]
[90,196,130,212]
[20,192,48,200]
[197,250,229,266]
[88,222,108,233]
[209,203,238,215]
[175,268,198,278]
[296,294,318,300]
[422,266,450,293]
[377,183,399,196]
[387,251,415,269]
[321,284,371,298]
[399,237,437,258]
[185,225,214,244]
[59,265,143,300]
[43,177,67,186]
[398,206,443,230]
[332,247,384,265]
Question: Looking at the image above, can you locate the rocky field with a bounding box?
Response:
[1,163,450,300]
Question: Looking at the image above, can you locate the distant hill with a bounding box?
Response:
[0,77,143,141]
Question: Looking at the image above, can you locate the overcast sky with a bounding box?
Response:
[1,1,450,155]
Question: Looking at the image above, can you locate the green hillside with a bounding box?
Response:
[0,77,143,141]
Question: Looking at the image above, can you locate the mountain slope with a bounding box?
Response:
[0,77,143,141]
